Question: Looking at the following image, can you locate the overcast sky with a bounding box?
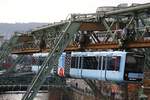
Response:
[0,0,149,23]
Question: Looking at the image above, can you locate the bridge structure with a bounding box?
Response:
[0,3,150,100]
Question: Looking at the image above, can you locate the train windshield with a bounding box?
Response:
[125,53,144,72]
[124,53,145,81]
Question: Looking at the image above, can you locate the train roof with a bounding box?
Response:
[33,53,49,57]
[32,51,128,57]
[32,52,66,57]
[71,51,127,56]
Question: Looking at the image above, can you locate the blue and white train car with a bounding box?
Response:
[31,51,145,83]
[70,51,125,81]
[61,51,145,82]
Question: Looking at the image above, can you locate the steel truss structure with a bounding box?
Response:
[1,3,150,100]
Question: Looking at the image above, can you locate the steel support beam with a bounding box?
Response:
[102,19,115,41]
[105,3,150,16]
[11,39,150,54]
[21,22,80,100]
[65,39,150,51]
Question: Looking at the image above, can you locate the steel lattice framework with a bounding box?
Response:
[0,3,150,100]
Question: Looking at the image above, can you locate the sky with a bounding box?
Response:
[0,0,149,23]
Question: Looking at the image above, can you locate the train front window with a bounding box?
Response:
[124,53,145,82]
[82,56,98,69]
[125,53,144,72]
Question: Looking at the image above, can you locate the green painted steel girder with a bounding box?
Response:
[21,21,80,100]
[0,35,19,63]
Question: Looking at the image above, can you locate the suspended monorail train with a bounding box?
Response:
[32,51,145,82]
[58,51,145,82]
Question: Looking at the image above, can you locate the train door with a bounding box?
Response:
[78,57,83,78]
[103,55,121,81]
[101,56,108,81]
[81,56,98,79]
[99,56,103,80]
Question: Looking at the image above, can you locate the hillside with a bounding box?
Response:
[0,23,48,39]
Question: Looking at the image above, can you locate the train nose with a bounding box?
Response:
[57,67,65,77]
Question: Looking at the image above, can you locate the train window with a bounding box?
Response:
[32,56,45,66]
[103,56,120,71]
[71,57,77,68]
[125,54,144,72]
[39,57,45,65]
[82,57,98,69]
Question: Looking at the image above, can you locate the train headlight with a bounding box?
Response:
[57,67,65,77]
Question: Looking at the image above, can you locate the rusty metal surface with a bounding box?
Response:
[66,39,150,50]
[79,22,118,31]
[17,35,34,43]
[12,39,150,54]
